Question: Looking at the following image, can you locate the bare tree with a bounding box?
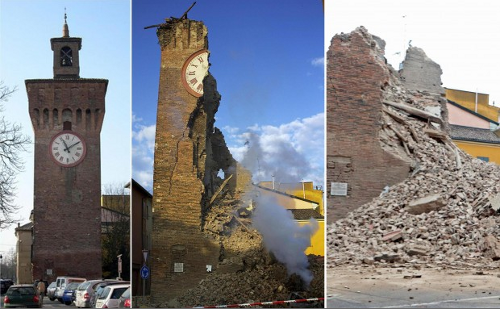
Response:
[0,82,31,229]
[101,182,130,280]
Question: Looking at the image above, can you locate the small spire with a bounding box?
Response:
[62,8,69,37]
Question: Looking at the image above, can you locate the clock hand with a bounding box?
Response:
[62,140,70,153]
[67,141,81,151]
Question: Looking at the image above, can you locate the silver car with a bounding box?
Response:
[46,282,57,301]
[74,280,105,308]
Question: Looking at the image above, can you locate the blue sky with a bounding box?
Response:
[132,0,325,191]
[0,0,131,255]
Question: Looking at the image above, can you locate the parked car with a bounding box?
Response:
[118,286,130,308]
[95,284,129,308]
[1,279,14,294]
[46,282,57,301]
[90,281,128,308]
[61,281,81,305]
[3,284,43,308]
[54,276,86,302]
[74,280,105,308]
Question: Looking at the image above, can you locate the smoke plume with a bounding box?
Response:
[252,194,319,286]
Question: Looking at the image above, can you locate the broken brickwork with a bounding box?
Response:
[151,17,252,303]
[327,27,500,270]
[326,27,411,221]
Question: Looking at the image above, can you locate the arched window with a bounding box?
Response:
[60,46,73,66]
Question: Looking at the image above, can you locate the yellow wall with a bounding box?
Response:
[446,88,499,123]
[16,229,33,283]
[258,181,324,215]
[454,140,500,165]
[298,219,325,256]
[291,188,324,216]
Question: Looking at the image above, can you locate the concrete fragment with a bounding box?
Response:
[407,194,445,215]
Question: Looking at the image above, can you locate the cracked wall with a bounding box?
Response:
[150,17,251,303]
[326,27,411,221]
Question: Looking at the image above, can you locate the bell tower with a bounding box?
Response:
[51,12,81,78]
[25,13,107,281]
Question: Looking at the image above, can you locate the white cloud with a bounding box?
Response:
[226,113,324,187]
[132,124,156,151]
[133,113,325,191]
[222,125,240,136]
[132,122,156,191]
[132,113,143,123]
[311,57,325,67]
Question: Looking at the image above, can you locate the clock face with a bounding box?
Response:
[181,49,209,97]
[49,131,87,167]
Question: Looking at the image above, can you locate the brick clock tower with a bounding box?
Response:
[25,15,106,281]
[150,16,222,302]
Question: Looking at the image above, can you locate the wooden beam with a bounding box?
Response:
[209,174,233,206]
[383,101,443,126]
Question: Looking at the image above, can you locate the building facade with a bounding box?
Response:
[25,15,106,281]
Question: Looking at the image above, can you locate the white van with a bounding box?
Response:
[95,284,129,308]
[54,276,86,301]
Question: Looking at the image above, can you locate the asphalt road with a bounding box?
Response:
[327,267,500,308]
[327,290,500,308]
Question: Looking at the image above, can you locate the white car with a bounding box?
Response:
[54,276,86,301]
[94,284,129,308]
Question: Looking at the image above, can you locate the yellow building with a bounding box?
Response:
[15,222,33,284]
[255,183,324,256]
[450,125,500,164]
[258,181,324,215]
[446,89,500,165]
[445,88,500,123]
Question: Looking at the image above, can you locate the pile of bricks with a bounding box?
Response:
[171,253,324,308]
[327,27,500,270]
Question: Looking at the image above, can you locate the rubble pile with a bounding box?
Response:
[328,28,500,270]
[160,193,324,307]
[170,254,324,308]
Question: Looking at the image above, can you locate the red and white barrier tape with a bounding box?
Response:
[193,297,324,308]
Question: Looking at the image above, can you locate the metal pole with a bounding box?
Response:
[117,254,122,280]
[142,275,145,305]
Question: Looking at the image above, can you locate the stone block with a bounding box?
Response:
[407,194,445,215]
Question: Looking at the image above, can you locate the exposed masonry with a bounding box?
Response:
[150,17,253,303]
[327,27,500,270]
[26,72,106,281]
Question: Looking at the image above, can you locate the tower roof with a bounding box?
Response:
[62,9,69,37]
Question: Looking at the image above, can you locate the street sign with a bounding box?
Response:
[142,250,148,263]
[140,265,150,279]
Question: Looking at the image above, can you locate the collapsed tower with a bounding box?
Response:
[327,27,500,269]
[150,16,251,302]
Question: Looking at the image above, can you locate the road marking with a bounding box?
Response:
[382,295,500,308]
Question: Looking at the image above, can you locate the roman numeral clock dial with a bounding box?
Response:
[181,49,209,97]
[49,131,87,167]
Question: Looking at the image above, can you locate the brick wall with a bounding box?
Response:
[151,19,220,303]
[26,79,107,281]
[326,27,410,222]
